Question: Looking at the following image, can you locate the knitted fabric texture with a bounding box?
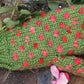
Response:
[0,4,84,77]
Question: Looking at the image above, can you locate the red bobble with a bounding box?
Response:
[56,9,61,13]
[29,27,35,34]
[16,31,21,37]
[24,40,30,43]
[78,8,84,14]
[28,18,33,21]
[64,12,70,19]
[49,15,56,22]
[76,69,84,74]
[23,61,30,67]
[66,64,73,70]
[81,23,84,29]
[19,68,23,71]
[75,32,82,38]
[59,22,66,28]
[42,49,48,56]
[71,5,75,9]
[28,52,34,58]
[11,40,15,45]
[61,57,65,60]
[38,58,44,64]
[72,21,78,25]
[13,53,19,60]
[39,34,45,41]
[22,22,27,27]
[74,58,82,65]
[34,65,38,69]
[53,58,58,63]
[19,46,24,52]
[24,36,30,43]
[9,28,13,31]
[48,40,53,47]
[41,12,46,17]
[67,27,72,33]
[57,67,63,71]
[62,36,67,42]
[36,20,41,26]
[47,62,52,66]
[56,45,63,53]
[44,24,50,31]
[73,40,79,48]
[68,50,74,55]
[53,30,59,37]
[33,43,38,49]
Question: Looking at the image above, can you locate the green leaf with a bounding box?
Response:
[48,1,59,10]
[4,0,11,2]
[71,0,84,4]
[24,0,45,5]
[0,7,17,14]
[31,10,42,17]
[6,20,20,28]
[3,18,11,23]
[3,18,20,28]
[20,9,31,15]
[0,18,2,30]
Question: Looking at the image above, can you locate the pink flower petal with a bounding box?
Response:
[50,65,59,79]
[56,72,69,84]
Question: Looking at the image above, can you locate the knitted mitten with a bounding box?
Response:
[0,4,84,77]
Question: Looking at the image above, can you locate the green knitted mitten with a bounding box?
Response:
[0,4,84,77]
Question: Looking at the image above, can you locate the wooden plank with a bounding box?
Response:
[0,67,84,84]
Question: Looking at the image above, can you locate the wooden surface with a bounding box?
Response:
[0,67,84,84]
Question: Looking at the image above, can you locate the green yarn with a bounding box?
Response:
[0,4,84,77]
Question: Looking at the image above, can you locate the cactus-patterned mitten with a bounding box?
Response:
[0,4,84,77]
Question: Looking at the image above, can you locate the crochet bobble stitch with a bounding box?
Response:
[0,5,84,77]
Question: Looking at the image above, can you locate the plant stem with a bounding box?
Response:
[11,0,22,19]
[66,0,71,6]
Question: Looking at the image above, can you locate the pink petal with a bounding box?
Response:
[56,72,69,84]
[52,81,56,84]
[50,65,59,79]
